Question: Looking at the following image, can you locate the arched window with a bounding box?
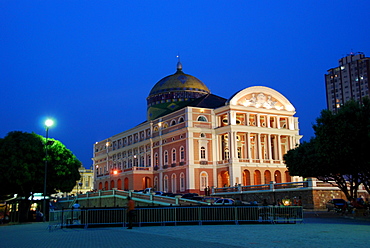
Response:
[254,170,261,185]
[124,177,129,191]
[264,170,271,184]
[224,148,229,160]
[154,176,159,191]
[155,153,158,166]
[117,179,122,190]
[171,174,177,193]
[140,156,144,167]
[147,155,151,167]
[285,171,291,182]
[274,170,282,183]
[180,147,185,161]
[200,133,206,138]
[178,117,184,123]
[200,171,208,189]
[172,148,176,163]
[197,115,208,122]
[180,173,185,192]
[200,147,206,159]
[243,170,251,186]
[164,175,169,193]
[170,120,177,126]
[164,150,168,165]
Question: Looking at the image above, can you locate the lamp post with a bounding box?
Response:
[43,119,54,221]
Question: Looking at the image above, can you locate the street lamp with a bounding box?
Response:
[43,118,54,221]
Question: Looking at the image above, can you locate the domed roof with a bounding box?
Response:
[146,62,211,121]
[149,62,210,96]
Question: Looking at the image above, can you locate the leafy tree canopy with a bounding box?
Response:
[0,131,81,199]
[284,98,370,200]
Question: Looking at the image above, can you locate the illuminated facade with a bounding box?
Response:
[325,52,370,111]
[70,165,94,195]
[93,62,302,194]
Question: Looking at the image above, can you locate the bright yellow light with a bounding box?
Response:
[45,119,54,127]
[113,170,118,175]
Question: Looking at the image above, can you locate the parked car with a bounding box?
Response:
[326,199,347,212]
[169,193,183,197]
[143,188,154,194]
[213,198,235,205]
[154,191,164,196]
[161,192,173,197]
[202,197,220,204]
[182,193,199,199]
[191,196,204,201]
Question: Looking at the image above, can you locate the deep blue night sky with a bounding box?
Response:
[1,1,369,168]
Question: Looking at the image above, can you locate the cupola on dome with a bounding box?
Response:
[147,61,210,120]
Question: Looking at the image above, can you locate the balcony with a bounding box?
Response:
[171,163,176,167]
[163,164,168,169]
[154,166,159,171]
[179,161,185,166]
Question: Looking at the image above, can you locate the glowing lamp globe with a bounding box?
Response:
[45,119,54,128]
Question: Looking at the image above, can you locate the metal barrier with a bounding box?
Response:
[48,206,303,230]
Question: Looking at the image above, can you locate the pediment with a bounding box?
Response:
[227,86,295,112]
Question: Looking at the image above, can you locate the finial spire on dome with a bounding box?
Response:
[176,54,183,71]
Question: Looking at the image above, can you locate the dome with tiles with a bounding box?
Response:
[147,61,210,120]
[148,62,210,96]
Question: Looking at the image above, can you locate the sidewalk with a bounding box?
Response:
[1,212,369,248]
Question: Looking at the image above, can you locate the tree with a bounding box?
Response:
[0,131,81,221]
[284,98,370,200]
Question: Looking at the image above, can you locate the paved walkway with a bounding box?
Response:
[1,211,369,248]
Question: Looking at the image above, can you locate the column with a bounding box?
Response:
[277,135,282,161]
[230,111,236,125]
[257,133,262,161]
[231,131,238,160]
[268,134,272,162]
[272,135,278,160]
[246,132,251,160]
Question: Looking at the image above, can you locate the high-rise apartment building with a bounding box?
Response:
[325,52,370,111]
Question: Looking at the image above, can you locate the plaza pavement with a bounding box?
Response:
[1,210,369,248]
